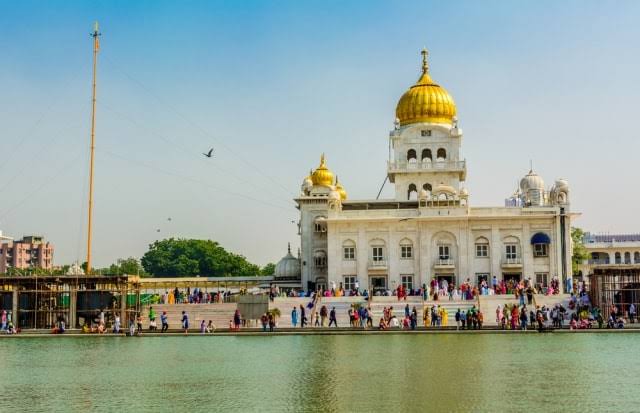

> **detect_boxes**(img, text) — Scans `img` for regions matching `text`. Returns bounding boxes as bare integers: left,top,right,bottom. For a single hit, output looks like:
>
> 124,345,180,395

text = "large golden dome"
311,154,334,187
395,49,457,126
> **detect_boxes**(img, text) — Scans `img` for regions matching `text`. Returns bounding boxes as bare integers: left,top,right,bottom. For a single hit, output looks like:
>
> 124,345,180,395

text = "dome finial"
320,153,326,167
421,47,429,74
287,242,291,254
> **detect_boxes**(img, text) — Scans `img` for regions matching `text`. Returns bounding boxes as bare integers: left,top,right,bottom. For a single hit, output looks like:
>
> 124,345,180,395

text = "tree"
141,238,261,277
260,263,276,276
571,227,589,275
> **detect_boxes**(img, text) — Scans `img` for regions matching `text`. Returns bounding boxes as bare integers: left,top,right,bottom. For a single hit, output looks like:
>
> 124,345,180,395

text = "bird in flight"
203,148,214,158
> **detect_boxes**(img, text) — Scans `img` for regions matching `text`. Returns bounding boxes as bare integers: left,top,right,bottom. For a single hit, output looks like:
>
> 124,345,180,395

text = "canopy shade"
531,232,551,244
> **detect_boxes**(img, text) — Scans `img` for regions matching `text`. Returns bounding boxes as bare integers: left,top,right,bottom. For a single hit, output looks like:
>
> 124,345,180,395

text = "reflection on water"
0,334,636,412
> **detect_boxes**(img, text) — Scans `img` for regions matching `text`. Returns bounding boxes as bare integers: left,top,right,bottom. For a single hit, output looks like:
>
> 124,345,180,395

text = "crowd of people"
158,287,234,304
268,276,566,305
1,310,17,334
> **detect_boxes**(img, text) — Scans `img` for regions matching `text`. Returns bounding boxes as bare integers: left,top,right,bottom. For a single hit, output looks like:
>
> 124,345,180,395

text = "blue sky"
1,1,639,267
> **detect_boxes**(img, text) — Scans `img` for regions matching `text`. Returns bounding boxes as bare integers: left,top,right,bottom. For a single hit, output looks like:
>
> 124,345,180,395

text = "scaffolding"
589,267,640,316
0,275,140,329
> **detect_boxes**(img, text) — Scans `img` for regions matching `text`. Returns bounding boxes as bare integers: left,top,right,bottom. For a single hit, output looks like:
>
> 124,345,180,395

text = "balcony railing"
588,259,611,265
435,258,455,266
388,160,466,171
502,257,523,266
368,259,387,269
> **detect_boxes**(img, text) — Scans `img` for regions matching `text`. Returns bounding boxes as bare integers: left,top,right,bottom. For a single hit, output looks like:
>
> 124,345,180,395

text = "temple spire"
421,48,429,74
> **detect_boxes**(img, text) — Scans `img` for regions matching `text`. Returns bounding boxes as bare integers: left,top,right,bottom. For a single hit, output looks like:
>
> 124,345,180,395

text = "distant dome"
555,178,569,191
301,172,313,193
275,244,301,279
335,176,347,200
520,170,544,192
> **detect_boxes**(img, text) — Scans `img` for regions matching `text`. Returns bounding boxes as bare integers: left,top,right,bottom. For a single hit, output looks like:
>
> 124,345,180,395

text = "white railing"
502,257,522,265
388,160,466,171
368,259,388,268
435,258,455,266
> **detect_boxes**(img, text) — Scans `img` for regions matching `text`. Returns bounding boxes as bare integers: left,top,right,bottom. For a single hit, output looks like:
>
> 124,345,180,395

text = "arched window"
475,237,490,258
436,148,446,160
423,183,432,192
407,149,417,162
314,250,327,268
615,252,622,264
370,239,386,264
421,149,432,161
625,252,631,264
342,240,356,260
407,183,417,200
635,252,640,264
503,236,520,261
400,238,413,259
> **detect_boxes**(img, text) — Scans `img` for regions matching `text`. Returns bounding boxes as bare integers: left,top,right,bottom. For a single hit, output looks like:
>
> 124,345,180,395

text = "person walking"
629,303,636,324
136,313,143,335
320,305,328,327
200,319,207,334
181,310,189,334
113,315,121,334
268,312,275,332
291,306,298,328
128,317,136,336
328,307,337,327
161,311,169,333
233,309,242,331
1,310,6,331
300,305,307,328
455,309,461,330
148,306,156,325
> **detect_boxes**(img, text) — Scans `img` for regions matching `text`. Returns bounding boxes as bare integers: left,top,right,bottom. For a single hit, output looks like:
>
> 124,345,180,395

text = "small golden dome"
335,176,347,200
311,154,334,187
396,48,457,126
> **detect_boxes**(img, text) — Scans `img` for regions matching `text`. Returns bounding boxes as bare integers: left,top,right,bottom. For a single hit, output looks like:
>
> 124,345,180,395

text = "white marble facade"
294,50,574,293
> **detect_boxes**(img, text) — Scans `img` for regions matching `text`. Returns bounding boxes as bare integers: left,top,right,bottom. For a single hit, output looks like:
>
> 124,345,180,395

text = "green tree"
141,238,261,277
571,227,589,275
260,263,276,276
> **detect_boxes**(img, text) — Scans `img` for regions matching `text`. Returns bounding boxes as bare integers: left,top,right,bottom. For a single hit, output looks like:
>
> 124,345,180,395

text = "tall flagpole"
86,22,100,275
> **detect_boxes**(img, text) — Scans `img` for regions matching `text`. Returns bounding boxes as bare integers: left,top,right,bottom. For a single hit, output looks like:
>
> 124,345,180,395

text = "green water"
0,334,636,412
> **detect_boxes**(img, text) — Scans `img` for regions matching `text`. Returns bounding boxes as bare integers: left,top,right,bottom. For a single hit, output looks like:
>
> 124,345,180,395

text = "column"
12,290,18,326
69,289,77,329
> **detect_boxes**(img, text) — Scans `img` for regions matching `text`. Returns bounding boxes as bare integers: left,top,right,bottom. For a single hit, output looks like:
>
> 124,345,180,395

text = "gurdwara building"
289,50,574,293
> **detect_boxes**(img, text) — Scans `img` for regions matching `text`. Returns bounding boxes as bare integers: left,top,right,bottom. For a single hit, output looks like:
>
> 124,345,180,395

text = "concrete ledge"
2,327,640,337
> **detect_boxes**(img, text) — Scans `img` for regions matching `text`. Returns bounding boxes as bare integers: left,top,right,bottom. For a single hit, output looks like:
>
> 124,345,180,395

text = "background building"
580,233,640,313
0,234,54,273
295,50,575,293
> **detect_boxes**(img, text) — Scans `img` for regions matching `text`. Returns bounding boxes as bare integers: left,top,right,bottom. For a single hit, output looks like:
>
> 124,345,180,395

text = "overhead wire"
97,99,295,209
0,117,88,195
101,54,297,200
0,149,86,221
99,148,294,214
0,60,89,175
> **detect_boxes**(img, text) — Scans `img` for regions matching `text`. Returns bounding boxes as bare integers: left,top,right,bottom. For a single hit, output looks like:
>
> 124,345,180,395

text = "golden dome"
311,154,334,187
395,48,457,126
335,176,347,200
